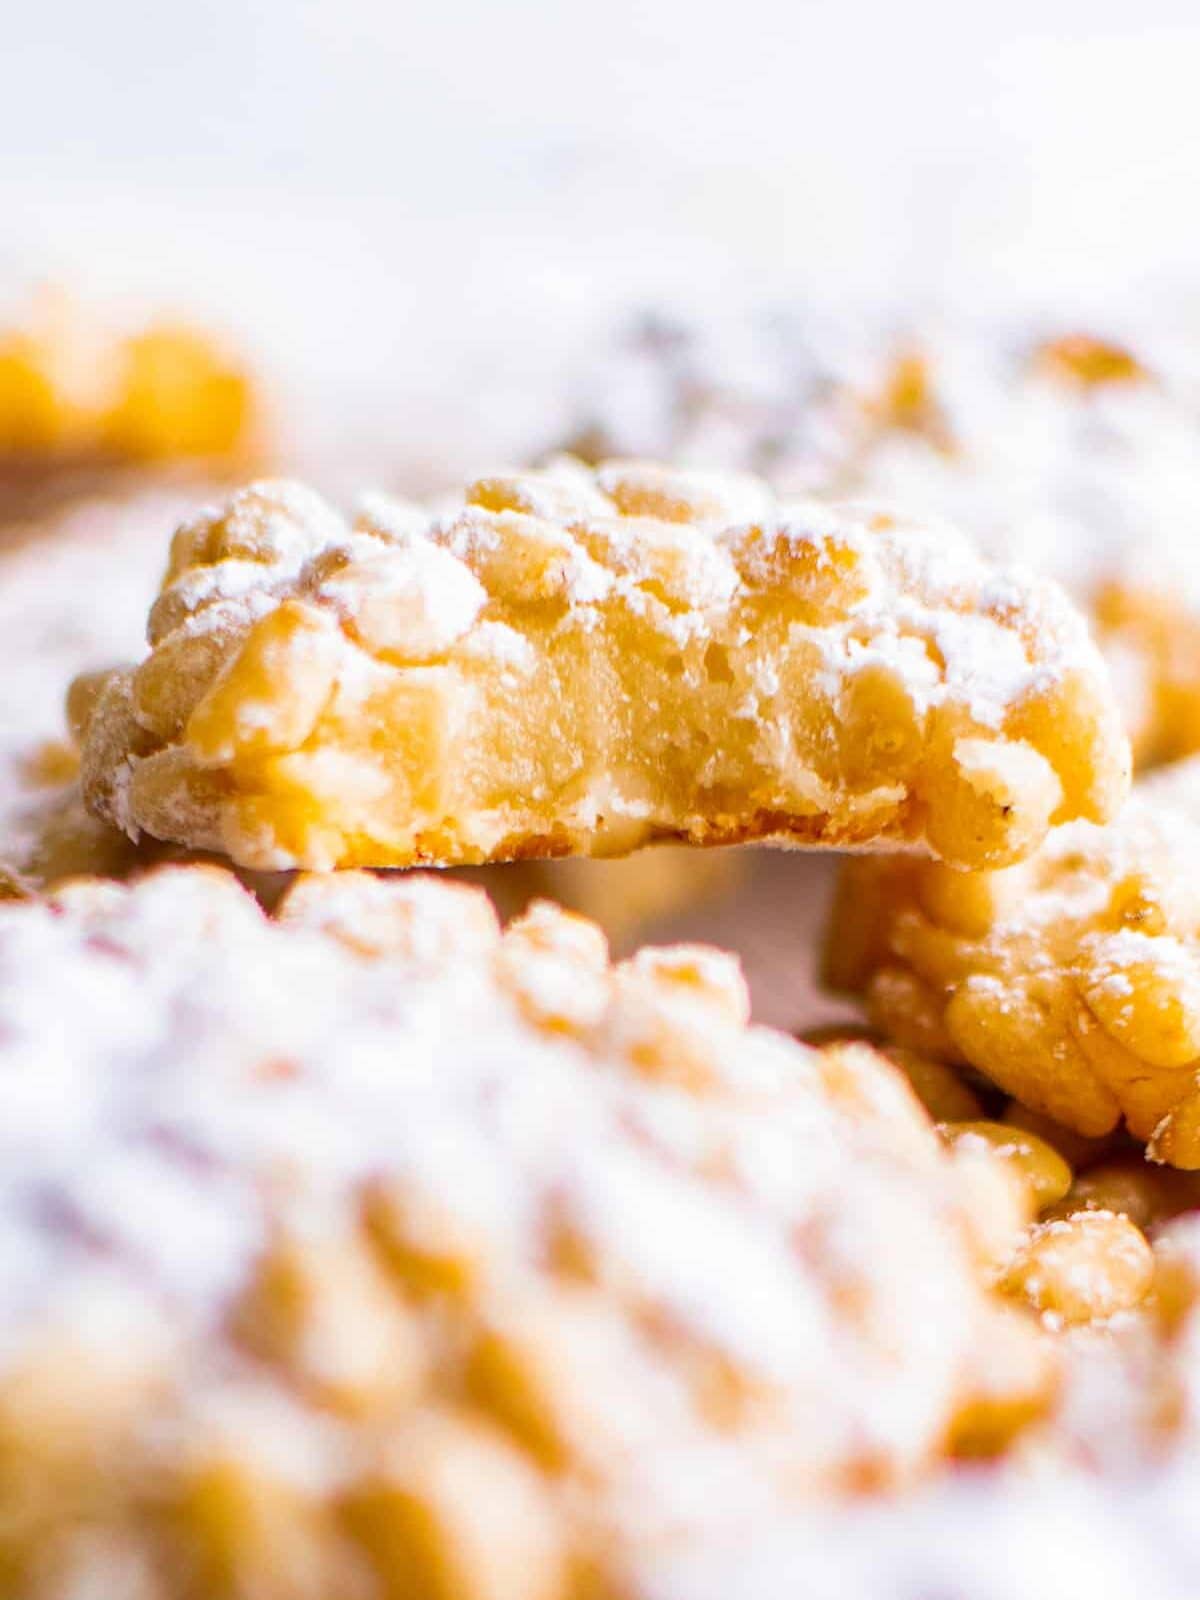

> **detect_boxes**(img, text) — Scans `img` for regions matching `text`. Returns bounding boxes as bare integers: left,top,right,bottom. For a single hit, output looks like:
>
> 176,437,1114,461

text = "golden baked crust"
0,866,1043,1595
825,756,1200,1166
73,462,1128,873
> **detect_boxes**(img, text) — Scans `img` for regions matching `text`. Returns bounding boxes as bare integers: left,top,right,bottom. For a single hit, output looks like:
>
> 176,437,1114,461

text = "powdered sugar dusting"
554,308,1200,763
0,866,1014,1563
77,463,1127,873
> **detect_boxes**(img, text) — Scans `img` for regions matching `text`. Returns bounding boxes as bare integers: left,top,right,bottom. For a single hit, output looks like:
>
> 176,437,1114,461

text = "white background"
4,0,1200,468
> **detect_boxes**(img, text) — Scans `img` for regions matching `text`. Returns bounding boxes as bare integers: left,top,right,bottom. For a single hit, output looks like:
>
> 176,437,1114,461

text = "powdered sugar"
77,464,1127,873
554,308,1200,763
0,866,1007,1546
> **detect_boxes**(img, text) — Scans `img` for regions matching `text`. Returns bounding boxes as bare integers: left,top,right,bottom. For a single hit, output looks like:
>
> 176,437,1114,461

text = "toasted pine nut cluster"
826,757,1200,1166
0,867,1055,1596
809,1033,1197,1337
73,461,1127,873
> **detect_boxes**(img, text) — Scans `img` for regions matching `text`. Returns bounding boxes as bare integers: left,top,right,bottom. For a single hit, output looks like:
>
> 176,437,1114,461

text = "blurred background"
6,0,1200,475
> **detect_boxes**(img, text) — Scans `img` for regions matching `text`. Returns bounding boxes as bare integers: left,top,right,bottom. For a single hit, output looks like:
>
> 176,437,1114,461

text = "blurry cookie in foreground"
799,1034,1200,1479
0,288,264,526
0,867,1049,1596
74,461,1128,873
1001,1206,1200,1480
825,755,1200,1167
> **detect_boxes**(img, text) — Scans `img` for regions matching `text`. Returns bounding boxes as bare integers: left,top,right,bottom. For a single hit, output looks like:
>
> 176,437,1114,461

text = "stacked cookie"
8,309,1200,1598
